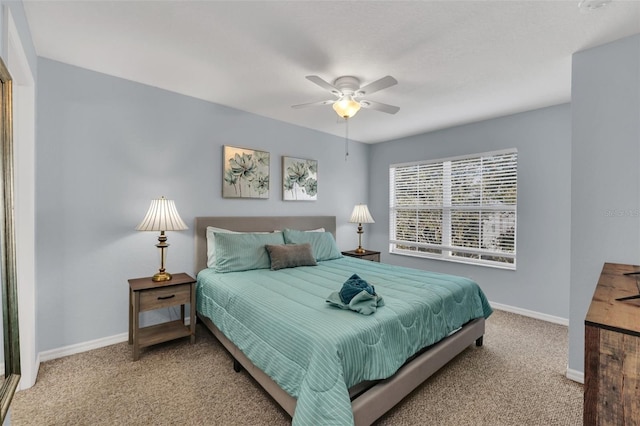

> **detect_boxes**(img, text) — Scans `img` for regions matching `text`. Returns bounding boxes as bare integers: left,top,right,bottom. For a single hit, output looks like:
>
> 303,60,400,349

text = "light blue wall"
27,14,640,376
569,34,640,374
368,104,572,319
36,58,370,351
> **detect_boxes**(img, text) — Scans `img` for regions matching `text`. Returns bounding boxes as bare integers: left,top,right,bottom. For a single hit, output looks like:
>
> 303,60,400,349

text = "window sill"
389,250,516,271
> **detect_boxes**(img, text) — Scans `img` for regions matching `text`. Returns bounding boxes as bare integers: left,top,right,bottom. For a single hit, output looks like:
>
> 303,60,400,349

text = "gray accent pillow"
265,243,318,270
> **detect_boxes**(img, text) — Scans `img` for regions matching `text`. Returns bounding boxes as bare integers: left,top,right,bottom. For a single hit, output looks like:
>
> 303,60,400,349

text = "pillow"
273,227,325,233
206,227,280,268
282,229,342,261
214,232,285,273
206,227,238,268
306,227,325,232
265,243,317,270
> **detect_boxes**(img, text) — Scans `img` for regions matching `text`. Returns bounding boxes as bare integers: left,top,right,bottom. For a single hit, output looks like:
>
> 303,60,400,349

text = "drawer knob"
157,294,175,300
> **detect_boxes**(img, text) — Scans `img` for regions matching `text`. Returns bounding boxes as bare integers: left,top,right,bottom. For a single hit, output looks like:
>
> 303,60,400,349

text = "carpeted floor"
11,310,583,425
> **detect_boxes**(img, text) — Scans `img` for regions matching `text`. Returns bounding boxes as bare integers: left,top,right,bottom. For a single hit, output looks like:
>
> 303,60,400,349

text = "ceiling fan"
292,75,400,119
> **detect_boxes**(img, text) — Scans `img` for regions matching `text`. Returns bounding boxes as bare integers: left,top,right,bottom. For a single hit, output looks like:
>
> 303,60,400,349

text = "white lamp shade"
136,196,188,231
349,204,375,224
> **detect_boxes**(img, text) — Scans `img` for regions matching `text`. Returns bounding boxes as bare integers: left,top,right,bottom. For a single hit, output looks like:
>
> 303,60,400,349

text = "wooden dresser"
584,262,640,425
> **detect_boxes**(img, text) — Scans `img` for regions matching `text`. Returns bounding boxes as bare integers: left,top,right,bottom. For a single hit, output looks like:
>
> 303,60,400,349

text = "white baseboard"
566,367,584,384
39,332,129,363
39,317,192,363
37,306,565,365
18,354,41,391
489,301,569,326
490,302,584,384
36,307,573,384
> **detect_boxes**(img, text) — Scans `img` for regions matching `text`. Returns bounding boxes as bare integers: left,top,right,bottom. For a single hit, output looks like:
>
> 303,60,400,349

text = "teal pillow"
214,232,285,273
283,229,342,261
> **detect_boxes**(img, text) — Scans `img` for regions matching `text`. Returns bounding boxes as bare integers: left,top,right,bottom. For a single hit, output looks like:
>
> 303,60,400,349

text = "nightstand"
128,273,196,361
342,249,381,262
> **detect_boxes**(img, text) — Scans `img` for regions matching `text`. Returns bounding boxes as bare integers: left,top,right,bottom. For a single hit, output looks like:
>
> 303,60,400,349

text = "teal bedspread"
196,257,492,425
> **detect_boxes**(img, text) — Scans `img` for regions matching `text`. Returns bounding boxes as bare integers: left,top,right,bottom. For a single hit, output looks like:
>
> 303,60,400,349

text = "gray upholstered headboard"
194,216,336,273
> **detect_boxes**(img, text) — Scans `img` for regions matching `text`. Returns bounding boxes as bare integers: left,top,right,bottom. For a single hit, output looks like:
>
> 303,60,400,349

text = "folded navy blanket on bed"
339,273,376,304
326,274,385,315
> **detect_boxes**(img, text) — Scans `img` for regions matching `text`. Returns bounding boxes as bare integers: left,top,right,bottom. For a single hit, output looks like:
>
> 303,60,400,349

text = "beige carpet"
11,310,583,425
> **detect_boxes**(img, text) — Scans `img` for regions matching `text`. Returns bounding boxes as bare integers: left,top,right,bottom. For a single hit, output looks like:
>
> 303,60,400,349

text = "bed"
194,216,492,425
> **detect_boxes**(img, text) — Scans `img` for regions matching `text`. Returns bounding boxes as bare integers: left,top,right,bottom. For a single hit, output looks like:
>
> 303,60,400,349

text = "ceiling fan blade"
291,99,335,109
359,99,400,114
357,76,398,96
306,75,341,95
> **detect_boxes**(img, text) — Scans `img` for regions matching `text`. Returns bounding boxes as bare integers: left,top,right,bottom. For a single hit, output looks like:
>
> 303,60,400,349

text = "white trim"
5,6,38,391
490,301,569,326
390,249,516,271
39,306,563,363
390,147,518,168
566,367,584,384
389,150,518,270
39,318,191,363
490,303,583,384
39,333,129,363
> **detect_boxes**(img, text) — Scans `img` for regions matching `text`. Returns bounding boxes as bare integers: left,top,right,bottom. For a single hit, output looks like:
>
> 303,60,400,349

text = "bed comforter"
196,256,492,425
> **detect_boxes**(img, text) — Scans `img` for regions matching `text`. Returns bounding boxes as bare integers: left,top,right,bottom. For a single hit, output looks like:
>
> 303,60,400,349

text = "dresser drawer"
139,283,191,312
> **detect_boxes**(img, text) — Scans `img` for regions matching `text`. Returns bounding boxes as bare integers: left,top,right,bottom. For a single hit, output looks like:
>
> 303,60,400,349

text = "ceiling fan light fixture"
333,95,361,118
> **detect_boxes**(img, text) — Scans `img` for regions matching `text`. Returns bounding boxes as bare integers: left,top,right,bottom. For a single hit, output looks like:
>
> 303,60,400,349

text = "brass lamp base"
152,271,172,282
354,223,366,254
152,231,172,282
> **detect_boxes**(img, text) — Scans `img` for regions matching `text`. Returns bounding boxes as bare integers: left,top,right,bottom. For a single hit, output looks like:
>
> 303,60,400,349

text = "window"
389,149,517,269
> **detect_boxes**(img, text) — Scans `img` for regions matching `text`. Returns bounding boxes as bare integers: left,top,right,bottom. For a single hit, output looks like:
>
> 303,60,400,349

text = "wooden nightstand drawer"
139,283,191,312
359,253,380,262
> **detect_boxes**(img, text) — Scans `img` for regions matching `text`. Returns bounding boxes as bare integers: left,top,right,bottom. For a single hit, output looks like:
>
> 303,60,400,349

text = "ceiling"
22,0,640,143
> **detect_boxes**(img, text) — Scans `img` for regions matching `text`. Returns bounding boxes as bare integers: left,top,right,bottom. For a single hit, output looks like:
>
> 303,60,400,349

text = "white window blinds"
389,149,517,269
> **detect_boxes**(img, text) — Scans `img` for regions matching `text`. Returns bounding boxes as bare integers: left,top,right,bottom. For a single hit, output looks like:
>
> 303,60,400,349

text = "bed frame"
194,216,485,426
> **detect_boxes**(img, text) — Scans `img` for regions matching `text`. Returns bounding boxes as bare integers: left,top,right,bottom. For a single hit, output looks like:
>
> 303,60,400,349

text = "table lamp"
136,196,188,281
349,204,375,254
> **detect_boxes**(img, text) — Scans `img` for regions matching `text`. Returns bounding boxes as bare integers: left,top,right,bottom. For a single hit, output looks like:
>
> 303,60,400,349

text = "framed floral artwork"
282,156,318,201
222,145,270,199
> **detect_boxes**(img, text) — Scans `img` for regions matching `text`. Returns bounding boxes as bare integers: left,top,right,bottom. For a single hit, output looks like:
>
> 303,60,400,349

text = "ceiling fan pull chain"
345,117,350,161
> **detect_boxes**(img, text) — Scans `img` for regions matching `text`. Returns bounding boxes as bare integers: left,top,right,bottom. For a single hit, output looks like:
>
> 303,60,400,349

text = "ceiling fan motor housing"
333,76,361,95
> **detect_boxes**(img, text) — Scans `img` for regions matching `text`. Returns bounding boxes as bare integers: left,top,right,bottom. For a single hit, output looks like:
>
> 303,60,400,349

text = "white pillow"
206,226,282,268
273,228,325,233
206,227,238,268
